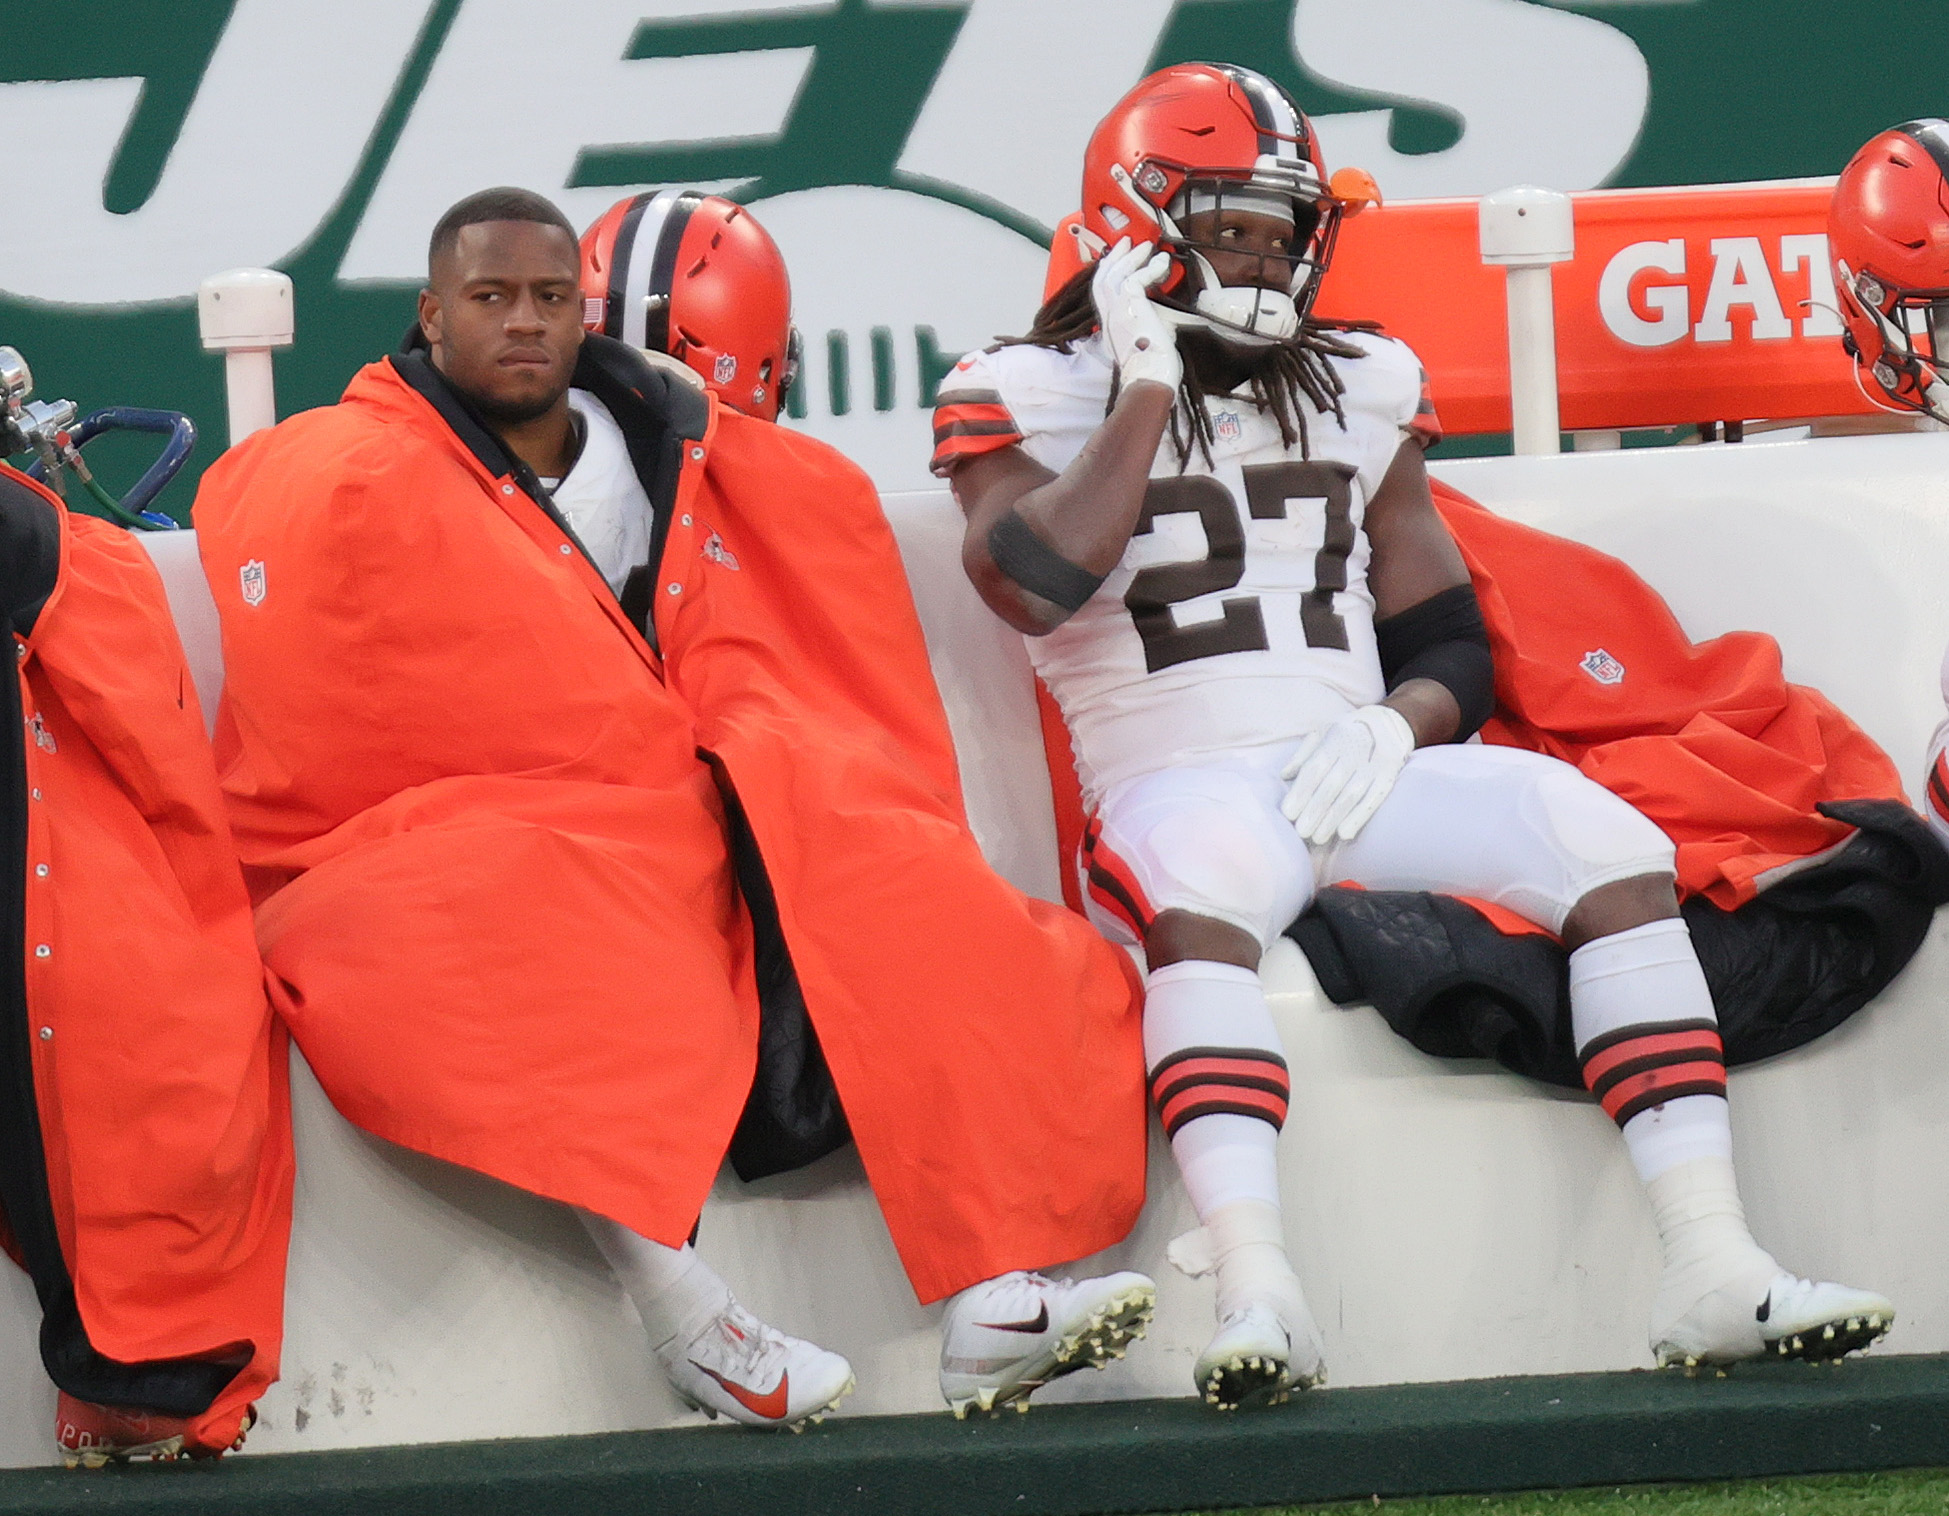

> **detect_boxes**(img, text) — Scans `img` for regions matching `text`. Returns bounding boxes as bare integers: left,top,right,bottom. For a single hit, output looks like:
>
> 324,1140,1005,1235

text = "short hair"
427,187,579,281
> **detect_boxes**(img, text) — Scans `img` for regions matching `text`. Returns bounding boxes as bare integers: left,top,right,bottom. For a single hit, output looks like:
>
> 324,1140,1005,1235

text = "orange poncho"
193,341,1143,1302
6,464,288,1446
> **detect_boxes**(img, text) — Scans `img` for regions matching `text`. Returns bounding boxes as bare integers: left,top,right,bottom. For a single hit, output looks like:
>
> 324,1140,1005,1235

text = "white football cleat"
939,1269,1155,1417
1195,1300,1326,1410
1654,1265,1894,1368
657,1298,855,1429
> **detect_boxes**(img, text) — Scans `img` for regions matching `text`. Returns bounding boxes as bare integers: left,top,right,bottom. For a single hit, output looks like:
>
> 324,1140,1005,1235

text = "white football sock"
1146,960,1305,1323
1617,1094,1734,1183
1144,959,1287,1217
1569,918,1731,1184
576,1209,729,1351
1171,1112,1282,1216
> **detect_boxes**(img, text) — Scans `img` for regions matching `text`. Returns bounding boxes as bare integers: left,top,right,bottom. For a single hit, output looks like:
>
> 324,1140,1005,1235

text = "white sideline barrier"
0,433,1942,1464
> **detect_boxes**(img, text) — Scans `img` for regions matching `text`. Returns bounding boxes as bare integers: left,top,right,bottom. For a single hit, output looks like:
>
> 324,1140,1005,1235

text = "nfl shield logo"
714,354,738,383
240,560,267,607
1215,411,1243,443
1580,648,1625,685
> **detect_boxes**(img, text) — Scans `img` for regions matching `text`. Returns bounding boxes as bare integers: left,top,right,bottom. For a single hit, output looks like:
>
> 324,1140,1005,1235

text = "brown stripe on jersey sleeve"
930,391,1024,476
1410,366,1443,447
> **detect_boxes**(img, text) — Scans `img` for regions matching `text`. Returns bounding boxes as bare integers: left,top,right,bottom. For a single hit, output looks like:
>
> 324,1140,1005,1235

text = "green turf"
1248,1468,1949,1514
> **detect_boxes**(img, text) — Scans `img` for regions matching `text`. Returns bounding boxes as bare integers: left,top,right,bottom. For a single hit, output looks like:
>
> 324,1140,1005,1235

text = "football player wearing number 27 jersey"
936,64,1892,1408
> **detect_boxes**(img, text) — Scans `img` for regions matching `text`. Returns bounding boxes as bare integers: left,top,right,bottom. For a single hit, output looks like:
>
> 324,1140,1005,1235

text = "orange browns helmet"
1079,63,1342,345
1830,119,1949,424
579,189,801,421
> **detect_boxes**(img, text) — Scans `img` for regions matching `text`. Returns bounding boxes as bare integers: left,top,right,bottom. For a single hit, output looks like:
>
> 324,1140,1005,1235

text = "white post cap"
198,268,295,352
1478,185,1574,267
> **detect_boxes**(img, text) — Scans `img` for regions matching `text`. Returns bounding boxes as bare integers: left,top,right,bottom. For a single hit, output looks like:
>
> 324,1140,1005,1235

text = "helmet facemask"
1107,160,1339,350
1838,258,1949,424
1178,179,1337,347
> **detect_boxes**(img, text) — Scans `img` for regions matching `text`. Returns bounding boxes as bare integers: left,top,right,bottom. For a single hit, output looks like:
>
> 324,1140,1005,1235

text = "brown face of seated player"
418,216,585,480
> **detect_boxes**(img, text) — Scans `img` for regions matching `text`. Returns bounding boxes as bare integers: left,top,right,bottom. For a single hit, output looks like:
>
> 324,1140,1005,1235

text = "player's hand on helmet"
1280,704,1417,846
1092,237,1182,394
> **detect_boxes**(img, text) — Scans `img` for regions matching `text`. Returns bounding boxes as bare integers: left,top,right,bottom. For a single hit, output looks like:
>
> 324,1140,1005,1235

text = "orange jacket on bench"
1432,480,1904,908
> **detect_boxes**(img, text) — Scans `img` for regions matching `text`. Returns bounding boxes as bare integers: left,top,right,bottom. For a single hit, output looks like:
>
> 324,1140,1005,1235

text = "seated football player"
935,63,1894,1408
1,462,290,1465
193,186,1154,1430
1827,119,1949,843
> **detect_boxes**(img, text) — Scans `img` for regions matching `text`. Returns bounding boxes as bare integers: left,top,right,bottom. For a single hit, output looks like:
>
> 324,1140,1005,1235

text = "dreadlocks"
999,263,1375,470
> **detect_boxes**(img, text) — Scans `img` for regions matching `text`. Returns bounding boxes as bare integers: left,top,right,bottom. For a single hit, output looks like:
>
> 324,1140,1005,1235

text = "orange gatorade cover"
1431,480,1905,908
193,339,1143,1302
5,464,289,1446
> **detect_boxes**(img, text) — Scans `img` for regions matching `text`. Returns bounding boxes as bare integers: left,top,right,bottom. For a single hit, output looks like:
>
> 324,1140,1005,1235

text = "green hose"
80,468,154,530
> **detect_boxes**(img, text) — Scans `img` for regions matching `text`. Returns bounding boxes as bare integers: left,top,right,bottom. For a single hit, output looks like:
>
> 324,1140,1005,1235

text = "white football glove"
1280,704,1417,847
1091,237,1182,394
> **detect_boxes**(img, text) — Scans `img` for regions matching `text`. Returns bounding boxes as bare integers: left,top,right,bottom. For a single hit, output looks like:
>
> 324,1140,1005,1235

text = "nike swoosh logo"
973,1304,1049,1334
696,1364,790,1420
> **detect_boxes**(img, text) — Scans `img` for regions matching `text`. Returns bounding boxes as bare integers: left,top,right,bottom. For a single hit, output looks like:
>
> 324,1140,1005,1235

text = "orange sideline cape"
1431,480,1904,908
8,464,289,1445
192,351,1144,1303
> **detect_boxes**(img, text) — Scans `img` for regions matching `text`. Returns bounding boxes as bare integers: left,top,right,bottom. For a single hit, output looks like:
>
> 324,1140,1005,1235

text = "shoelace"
976,1271,1057,1322
689,1302,789,1384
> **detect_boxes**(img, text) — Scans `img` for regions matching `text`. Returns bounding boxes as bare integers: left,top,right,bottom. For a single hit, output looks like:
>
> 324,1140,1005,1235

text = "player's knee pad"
1086,767,1312,948
1522,760,1676,901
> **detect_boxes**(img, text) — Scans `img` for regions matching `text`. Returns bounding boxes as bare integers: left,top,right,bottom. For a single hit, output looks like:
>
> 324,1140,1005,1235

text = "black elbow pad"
1375,582,1495,741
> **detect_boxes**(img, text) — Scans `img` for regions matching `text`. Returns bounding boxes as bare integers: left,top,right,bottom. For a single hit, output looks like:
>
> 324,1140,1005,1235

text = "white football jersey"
551,389,654,596
945,329,1435,801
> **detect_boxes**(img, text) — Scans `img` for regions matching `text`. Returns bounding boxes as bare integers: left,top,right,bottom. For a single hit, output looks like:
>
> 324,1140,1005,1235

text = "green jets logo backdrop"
0,0,1930,503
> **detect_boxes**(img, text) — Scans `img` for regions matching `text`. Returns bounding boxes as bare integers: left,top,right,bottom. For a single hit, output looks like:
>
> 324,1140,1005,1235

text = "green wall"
2,0,1936,514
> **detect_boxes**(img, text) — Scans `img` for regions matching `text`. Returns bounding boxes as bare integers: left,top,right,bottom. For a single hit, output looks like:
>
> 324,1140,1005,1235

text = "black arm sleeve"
0,471,59,638
1375,582,1495,742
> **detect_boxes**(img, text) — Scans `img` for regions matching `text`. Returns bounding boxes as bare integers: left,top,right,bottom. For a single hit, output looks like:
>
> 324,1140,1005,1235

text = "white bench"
0,431,1944,1464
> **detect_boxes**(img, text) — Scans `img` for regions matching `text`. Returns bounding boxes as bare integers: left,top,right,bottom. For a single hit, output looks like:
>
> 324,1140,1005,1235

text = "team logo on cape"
1580,648,1625,685
240,559,267,607
701,531,740,570
1215,411,1243,443
26,712,54,754
714,354,738,384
